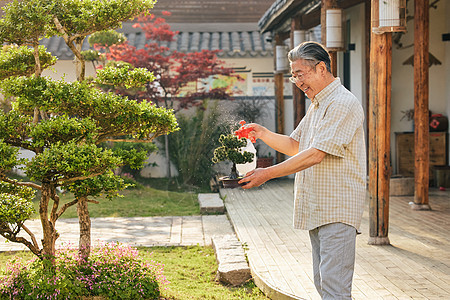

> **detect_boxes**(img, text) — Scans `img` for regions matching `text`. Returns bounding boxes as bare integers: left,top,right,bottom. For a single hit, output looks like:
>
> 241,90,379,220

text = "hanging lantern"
293,30,307,48
276,45,288,73
325,9,344,50
372,0,406,34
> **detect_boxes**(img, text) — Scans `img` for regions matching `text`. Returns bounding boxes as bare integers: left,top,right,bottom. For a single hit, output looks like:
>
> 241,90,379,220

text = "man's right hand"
244,123,267,142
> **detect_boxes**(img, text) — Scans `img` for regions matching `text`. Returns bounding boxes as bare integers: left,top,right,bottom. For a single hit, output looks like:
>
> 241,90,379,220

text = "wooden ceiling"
151,0,274,23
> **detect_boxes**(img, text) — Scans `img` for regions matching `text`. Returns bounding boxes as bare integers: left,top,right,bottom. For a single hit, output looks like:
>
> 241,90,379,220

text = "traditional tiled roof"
258,0,321,33
40,22,273,60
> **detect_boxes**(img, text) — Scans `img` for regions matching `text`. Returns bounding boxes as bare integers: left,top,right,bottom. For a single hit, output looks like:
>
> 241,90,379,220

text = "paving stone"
198,193,225,214
212,234,251,286
0,216,234,251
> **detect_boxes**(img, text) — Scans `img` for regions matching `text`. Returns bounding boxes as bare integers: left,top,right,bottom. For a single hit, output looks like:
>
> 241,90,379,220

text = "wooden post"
290,17,306,127
321,0,338,76
368,7,391,245
365,0,371,132
412,0,431,210
274,34,285,164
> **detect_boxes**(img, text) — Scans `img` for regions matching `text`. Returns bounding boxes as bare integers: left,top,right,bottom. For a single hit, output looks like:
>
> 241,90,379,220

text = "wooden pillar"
290,17,306,127
412,0,431,210
321,0,338,76
365,0,371,136
274,34,285,164
368,27,391,245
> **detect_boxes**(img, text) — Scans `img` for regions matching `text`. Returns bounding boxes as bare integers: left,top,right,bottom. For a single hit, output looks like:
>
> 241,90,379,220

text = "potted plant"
212,134,255,188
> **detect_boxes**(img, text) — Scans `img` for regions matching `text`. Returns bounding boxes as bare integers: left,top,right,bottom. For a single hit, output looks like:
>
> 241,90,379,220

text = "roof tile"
41,27,273,60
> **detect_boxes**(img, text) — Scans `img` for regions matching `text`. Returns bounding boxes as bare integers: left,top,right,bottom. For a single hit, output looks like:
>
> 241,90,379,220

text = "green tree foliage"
0,45,57,80
0,0,177,264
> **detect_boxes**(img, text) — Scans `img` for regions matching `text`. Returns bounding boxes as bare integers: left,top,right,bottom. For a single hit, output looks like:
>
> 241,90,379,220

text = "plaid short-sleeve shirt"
290,78,366,231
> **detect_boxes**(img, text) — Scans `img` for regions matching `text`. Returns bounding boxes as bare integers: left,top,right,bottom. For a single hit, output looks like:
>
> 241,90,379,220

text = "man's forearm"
259,130,299,157
265,147,326,178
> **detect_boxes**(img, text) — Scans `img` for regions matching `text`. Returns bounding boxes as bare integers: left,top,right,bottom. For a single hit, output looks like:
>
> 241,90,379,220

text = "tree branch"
0,175,42,190
87,199,99,204
50,186,59,223
21,224,39,250
59,172,104,184
52,17,83,62
33,107,39,124
101,138,157,143
56,199,78,219
0,226,42,258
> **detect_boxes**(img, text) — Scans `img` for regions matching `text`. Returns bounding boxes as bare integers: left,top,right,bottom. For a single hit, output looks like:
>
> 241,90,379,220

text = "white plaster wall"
340,3,366,109
41,59,97,80
391,0,448,173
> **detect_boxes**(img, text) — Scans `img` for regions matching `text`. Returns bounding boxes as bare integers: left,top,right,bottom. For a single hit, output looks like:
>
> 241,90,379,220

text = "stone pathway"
0,215,234,252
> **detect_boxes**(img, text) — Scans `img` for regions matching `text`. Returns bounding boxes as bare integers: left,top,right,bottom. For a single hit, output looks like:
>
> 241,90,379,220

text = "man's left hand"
239,168,272,189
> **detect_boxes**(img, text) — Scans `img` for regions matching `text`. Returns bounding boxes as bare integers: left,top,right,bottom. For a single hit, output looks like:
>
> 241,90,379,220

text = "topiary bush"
0,242,167,300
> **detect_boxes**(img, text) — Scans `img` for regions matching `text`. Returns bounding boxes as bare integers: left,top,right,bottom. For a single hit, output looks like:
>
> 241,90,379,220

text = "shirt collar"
311,77,341,108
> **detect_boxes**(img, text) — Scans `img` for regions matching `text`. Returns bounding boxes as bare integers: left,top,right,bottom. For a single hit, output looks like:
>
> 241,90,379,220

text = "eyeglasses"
289,61,321,84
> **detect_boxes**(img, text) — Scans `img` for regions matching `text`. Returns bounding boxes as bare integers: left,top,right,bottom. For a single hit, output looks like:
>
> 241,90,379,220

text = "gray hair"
288,41,331,73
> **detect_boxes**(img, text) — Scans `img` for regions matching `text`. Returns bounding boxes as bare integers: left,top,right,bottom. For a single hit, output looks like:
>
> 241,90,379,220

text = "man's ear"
318,61,327,75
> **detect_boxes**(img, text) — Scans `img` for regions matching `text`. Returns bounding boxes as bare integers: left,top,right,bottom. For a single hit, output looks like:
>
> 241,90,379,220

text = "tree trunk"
39,183,59,266
33,44,42,77
77,196,91,261
229,163,238,179
75,39,86,82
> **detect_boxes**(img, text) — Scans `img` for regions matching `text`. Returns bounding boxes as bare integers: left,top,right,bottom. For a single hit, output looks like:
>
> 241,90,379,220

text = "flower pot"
257,157,274,168
219,176,243,188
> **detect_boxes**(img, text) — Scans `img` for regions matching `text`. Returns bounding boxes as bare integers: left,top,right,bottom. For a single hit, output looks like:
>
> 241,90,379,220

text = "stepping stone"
212,234,251,286
198,193,225,214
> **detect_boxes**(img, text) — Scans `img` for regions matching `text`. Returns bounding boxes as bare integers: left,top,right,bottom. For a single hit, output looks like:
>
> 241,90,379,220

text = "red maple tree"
104,12,237,111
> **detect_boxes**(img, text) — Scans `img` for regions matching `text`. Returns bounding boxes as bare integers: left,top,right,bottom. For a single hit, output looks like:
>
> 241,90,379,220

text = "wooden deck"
221,179,450,299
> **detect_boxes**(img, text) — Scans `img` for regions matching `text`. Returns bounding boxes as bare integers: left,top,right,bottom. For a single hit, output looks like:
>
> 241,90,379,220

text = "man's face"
290,59,323,99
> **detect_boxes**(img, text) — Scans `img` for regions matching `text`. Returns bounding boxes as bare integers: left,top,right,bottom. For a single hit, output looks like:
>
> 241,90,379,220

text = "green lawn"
0,246,268,300
31,186,200,219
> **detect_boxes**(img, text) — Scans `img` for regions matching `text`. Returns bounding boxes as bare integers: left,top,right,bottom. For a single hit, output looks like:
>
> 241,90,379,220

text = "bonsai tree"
0,0,178,264
212,134,254,180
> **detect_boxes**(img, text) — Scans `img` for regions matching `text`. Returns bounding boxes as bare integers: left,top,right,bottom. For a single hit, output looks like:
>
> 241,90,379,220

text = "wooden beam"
290,17,306,127
275,34,285,164
300,8,321,29
413,0,431,210
368,1,391,245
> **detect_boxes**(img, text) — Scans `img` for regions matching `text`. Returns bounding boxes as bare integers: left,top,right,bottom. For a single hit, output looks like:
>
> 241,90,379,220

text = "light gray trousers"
309,222,357,300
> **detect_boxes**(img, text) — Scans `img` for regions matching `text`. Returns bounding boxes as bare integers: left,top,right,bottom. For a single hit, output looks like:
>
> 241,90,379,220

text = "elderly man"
239,41,366,299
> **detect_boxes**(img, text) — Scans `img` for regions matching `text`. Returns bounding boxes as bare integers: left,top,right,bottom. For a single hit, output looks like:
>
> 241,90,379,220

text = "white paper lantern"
372,0,406,34
293,30,307,48
276,45,288,72
326,9,343,50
